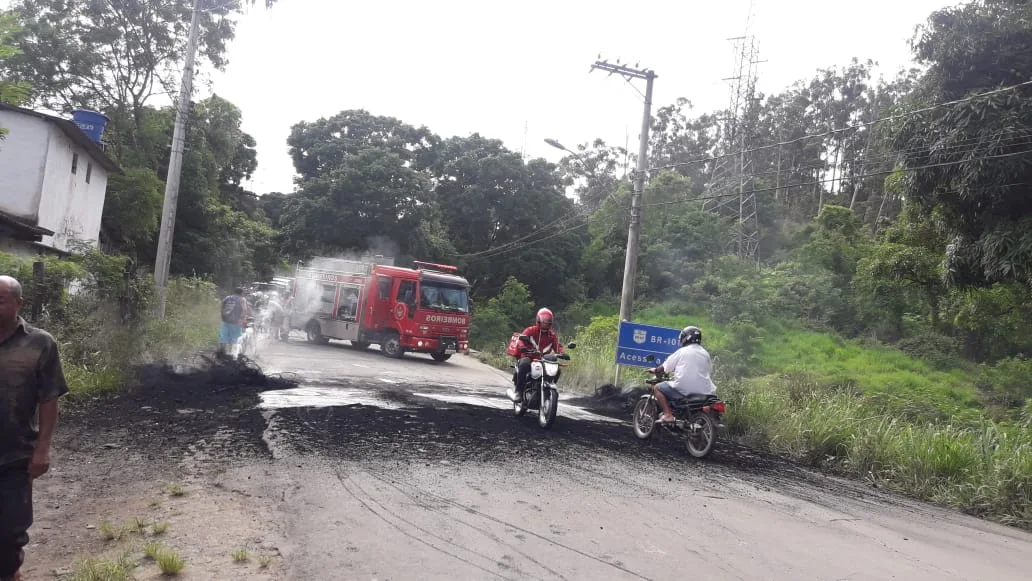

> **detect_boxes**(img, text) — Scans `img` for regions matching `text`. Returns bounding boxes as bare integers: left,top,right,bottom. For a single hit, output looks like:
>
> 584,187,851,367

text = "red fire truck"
287,256,471,361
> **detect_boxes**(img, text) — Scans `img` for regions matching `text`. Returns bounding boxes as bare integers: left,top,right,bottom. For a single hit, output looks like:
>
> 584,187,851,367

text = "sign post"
615,321,682,369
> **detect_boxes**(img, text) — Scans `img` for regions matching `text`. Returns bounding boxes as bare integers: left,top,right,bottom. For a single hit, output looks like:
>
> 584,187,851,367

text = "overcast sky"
200,0,956,194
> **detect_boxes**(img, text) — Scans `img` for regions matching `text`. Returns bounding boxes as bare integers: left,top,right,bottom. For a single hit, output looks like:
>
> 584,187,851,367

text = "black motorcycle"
630,356,726,458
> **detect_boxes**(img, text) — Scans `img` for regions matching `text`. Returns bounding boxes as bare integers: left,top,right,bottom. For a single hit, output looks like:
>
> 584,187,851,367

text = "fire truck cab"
288,256,471,361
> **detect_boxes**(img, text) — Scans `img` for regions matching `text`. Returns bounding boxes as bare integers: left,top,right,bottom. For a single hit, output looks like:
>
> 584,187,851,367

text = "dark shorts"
657,382,688,402
0,460,32,578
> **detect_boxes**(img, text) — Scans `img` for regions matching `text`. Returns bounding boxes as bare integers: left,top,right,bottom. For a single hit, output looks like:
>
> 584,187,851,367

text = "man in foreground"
0,275,68,581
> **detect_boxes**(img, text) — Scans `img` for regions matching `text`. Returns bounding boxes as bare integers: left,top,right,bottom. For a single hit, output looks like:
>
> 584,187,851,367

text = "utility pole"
591,59,655,385
154,0,201,318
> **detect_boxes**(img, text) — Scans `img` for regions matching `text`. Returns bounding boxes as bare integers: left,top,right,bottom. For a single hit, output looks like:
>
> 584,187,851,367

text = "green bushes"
470,276,534,352
549,301,1031,527
977,356,1032,408
1,250,219,396
561,314,619,391
896,331,961,369
725,376,1032,528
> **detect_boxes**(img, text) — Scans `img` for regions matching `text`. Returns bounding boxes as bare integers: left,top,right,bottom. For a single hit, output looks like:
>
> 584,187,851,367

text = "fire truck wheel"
306,321,329,345
382,334,405,359
431,353,452,362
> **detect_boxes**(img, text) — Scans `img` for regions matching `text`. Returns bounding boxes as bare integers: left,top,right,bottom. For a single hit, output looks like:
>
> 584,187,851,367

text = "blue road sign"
616,321,682,368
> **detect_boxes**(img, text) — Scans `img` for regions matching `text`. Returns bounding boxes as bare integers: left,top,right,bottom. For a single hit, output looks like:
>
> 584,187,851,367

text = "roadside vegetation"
541,308,1032,529
462,5,1032,528
2,0,1030,531
0,249,219,397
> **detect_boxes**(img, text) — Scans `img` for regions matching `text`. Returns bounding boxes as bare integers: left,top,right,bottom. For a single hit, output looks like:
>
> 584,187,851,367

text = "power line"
688,128,1032,187
643,147,1032,208
457,220,591,261
456,137,1032,259
648,79,1032,174
452,207,590,258
468,124,1032,259
462,82,1032,262
463,125,1032,259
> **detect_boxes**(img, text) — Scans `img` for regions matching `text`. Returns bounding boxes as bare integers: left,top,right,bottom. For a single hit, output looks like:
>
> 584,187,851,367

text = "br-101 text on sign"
615,321,681,369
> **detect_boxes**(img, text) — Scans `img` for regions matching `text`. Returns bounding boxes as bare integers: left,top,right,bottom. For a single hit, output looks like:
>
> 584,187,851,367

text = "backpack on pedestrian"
222,295,244,324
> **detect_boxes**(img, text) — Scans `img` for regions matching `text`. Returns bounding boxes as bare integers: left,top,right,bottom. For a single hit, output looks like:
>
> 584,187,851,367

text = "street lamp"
544,138,577,155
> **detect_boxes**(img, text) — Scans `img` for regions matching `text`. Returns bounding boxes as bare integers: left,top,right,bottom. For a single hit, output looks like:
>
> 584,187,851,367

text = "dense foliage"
5,1,1030,379
2,0,1028,373
1,0,1030,528
3,1,281,286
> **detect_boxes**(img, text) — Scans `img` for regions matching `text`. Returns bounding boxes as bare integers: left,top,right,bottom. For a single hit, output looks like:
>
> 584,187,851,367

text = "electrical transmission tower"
704,5,763,262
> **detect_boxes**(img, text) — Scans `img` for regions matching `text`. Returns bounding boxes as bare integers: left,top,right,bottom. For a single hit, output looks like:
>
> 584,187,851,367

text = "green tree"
258,192,290,230
8,0,279,122
280,110,441,260
470,276,534,349
0,11,31,140
430,134,586,307
103,167,165,251
160,96,274,286
890,0,1032,288
558,138,627,208
953,283,1032,361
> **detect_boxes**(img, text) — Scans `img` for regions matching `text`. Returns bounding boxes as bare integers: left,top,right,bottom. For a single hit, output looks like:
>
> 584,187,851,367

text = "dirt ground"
21,355,295,581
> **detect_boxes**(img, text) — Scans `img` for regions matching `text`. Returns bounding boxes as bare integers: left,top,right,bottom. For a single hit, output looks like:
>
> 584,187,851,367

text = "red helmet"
536,308,554,329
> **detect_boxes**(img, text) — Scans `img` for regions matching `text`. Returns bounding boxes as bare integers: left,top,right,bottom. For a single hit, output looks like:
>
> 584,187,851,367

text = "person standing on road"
218,287,249,359
0,275,69,581
648,325,716,424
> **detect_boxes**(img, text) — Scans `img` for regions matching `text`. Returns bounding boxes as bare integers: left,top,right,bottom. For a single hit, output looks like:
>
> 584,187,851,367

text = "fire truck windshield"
419,284,470,313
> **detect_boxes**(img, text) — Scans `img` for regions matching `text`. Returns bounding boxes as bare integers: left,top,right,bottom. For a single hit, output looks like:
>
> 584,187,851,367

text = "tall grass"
2,249,221,397
557,307,1031,528
562,306,982,416
724,376,1032,528
62,277,219,397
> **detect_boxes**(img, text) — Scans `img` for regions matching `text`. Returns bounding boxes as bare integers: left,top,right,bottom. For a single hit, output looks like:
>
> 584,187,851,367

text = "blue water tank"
71,109,109,144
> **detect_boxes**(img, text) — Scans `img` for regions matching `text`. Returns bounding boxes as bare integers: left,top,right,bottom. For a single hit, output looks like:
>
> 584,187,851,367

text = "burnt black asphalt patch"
262,380,907,516
59,352,904,519
62,353,299,462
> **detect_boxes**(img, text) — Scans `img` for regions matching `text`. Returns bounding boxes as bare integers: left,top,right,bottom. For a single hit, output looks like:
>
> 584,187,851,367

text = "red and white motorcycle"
505,334,575,429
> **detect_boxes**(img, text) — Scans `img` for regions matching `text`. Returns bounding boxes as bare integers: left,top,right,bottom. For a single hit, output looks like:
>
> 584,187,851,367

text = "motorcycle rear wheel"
632,396,658,439
685,412,716,458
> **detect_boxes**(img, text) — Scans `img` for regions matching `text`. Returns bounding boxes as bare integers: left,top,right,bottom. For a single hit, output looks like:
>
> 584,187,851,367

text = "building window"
86,163,93,184
71,153,79,174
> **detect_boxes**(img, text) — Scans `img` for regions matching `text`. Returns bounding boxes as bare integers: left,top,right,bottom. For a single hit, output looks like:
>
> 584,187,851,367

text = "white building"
0,103,120,257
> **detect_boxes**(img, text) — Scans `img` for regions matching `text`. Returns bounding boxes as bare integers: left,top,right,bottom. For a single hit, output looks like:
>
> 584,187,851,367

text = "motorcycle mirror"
567,342,577,349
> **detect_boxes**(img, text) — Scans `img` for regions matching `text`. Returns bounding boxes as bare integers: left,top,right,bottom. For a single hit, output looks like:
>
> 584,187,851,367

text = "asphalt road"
245,337,1031,581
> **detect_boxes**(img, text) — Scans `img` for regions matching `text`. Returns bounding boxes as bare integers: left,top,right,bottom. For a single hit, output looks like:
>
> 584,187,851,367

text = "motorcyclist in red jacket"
507,308,564,402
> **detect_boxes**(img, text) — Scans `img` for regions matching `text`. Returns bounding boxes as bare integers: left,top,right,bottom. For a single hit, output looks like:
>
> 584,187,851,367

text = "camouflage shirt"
0,317,68,467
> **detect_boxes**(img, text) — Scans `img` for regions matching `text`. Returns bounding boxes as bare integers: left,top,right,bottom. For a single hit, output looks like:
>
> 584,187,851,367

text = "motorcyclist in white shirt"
648,325,717,424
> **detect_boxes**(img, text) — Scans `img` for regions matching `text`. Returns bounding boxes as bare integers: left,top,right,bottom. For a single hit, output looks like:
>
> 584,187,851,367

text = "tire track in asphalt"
359,466,656,581
364,470,572,581
331,464,523,580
